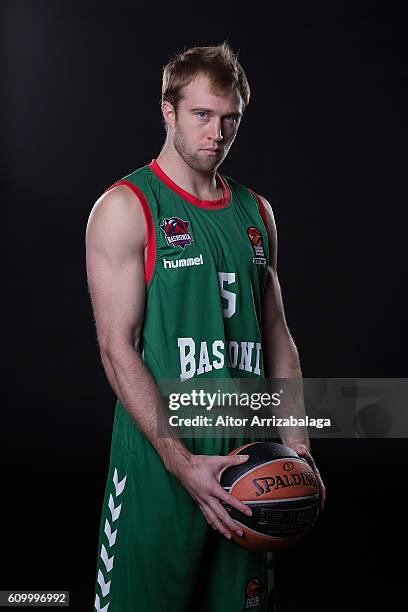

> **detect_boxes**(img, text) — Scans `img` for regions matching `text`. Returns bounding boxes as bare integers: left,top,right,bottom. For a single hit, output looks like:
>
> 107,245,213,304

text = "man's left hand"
290,443,326,511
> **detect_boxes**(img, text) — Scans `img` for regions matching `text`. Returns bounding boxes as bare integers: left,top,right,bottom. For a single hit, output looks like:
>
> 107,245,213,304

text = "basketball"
220,442,320,551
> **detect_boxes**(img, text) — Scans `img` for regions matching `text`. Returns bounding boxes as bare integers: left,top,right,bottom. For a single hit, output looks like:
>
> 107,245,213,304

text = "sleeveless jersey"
105,159,269,384
92,160,277,612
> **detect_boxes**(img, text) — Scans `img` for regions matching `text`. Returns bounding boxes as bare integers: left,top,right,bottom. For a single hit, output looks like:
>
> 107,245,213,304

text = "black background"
3,1,406,610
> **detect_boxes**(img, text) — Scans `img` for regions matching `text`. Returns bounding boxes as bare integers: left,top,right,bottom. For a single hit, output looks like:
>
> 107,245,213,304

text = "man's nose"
208,119,224,142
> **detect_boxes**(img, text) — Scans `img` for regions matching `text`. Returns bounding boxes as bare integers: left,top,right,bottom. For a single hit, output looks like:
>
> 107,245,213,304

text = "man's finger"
294,447,326,511
217,453,250,481
208,498,244,538
204,504,232,539
216,484,252,517
319,484,326,510
198,503,216,530
298,449,321,479
225,454,250,467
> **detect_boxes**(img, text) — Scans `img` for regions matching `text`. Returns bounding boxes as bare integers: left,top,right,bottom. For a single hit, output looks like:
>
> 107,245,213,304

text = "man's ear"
161,100,176,131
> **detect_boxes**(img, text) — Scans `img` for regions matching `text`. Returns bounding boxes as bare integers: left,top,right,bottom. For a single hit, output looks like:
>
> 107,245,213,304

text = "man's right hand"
172,453,252,540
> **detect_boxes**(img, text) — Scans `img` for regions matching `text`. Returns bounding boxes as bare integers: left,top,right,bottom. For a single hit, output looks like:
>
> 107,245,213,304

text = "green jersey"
93,160,276,612
106,158,269,383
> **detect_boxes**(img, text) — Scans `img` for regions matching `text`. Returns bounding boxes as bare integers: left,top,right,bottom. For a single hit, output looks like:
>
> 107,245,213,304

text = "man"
86,42,325,612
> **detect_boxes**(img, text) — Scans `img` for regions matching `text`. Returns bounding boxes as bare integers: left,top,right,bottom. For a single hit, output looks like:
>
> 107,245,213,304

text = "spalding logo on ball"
220,442,320,551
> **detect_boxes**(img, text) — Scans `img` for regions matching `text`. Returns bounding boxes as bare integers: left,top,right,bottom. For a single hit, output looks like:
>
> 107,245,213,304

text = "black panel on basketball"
223,495,320,537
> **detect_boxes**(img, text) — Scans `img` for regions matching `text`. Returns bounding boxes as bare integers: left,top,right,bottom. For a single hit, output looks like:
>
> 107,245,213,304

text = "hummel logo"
163,253,204,269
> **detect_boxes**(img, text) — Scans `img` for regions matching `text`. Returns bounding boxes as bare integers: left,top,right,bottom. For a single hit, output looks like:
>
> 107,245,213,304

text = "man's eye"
196,111,208,119
224,115,237,124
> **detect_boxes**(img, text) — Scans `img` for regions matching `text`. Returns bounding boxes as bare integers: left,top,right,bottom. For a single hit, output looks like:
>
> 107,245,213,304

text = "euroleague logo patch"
245,577,261,609
247,227,266,264
160,217,193,249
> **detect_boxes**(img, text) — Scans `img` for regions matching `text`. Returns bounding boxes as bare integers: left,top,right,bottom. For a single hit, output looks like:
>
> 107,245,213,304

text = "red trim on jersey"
248,188,268,230
148,159,230,209
102,180,156,286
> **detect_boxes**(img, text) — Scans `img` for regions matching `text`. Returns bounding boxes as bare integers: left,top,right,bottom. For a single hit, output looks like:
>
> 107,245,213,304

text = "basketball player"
86,43,325,612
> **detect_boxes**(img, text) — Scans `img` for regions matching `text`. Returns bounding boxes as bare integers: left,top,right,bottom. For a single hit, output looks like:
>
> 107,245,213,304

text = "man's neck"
155,148,223,201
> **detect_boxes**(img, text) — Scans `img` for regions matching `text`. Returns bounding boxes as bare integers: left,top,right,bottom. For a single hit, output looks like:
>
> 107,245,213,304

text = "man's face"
167,73,243,173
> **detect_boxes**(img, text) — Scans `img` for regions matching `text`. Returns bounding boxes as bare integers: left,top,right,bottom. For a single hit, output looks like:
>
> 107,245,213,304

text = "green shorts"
93,401,276,612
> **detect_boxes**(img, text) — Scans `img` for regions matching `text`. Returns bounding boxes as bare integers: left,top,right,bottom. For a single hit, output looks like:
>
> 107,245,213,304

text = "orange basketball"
220,442,319,551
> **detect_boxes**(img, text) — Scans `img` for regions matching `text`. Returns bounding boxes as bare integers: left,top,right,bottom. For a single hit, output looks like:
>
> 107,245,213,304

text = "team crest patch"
247,226,266,264
245,577,261,609
160,217,193,249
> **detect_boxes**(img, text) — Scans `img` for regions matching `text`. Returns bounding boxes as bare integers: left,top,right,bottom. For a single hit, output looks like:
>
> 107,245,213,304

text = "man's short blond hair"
161,42,251,114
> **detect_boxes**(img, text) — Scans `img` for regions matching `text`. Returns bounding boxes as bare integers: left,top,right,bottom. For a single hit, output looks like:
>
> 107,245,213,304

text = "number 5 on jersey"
218,272,236,318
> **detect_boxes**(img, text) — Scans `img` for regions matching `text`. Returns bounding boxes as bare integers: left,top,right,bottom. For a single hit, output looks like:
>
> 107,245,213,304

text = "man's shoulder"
96,162,154,209
86,183,146,254
120,162,152,183
91,163,152,224
105,162,151,192
220,171,262,203
219,172,251,191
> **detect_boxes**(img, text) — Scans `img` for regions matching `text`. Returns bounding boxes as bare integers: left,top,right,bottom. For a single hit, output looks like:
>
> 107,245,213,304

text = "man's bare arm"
85,185,252,536
259,195,308,441
259,196,302,380
85,185,189,470
259,194,325,508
